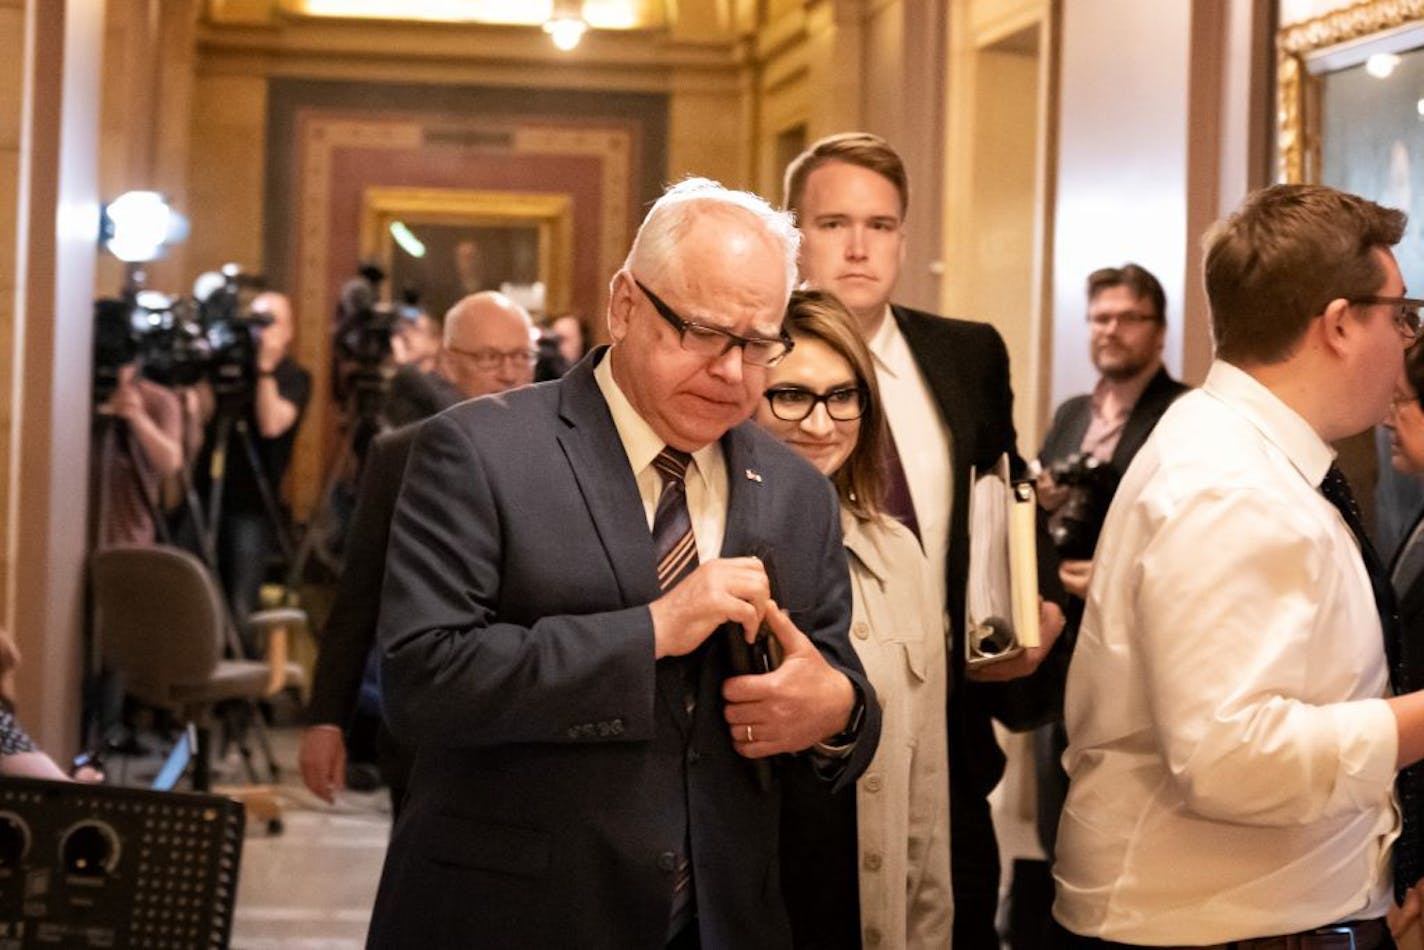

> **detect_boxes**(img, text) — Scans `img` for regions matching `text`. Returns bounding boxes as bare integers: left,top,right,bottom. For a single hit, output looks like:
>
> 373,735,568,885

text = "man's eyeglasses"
1349,295,1423,340
633,278,793,367
446,345,539,370
764,386,867,422
1087,311,1158,330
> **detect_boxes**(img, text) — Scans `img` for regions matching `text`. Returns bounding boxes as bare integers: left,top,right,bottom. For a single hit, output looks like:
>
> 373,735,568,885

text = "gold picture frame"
359,187,574,317
1277,0,1424,183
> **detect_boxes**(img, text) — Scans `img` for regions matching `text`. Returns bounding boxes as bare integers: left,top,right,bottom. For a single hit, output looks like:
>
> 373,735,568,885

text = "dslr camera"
1046,452,1120,561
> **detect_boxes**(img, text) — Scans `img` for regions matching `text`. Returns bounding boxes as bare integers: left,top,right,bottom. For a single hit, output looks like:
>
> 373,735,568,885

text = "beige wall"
1048,0,1271,413
0,0,25,626
8,0,104,757
943,0,1054,449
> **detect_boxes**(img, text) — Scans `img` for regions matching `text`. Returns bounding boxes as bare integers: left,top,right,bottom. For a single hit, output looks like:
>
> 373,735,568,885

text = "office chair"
89,544,307,811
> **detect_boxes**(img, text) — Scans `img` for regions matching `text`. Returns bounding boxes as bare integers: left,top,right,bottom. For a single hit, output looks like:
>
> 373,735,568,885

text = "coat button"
657,851,678,872
864,926,882,946
863,852,882,871
864,775,882,793
853,622,870,640
686,749,701,765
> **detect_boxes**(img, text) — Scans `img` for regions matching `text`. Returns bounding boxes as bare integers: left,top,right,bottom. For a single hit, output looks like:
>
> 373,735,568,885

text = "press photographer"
90,297,184,548
1037,264,1188,595
189,288,312,649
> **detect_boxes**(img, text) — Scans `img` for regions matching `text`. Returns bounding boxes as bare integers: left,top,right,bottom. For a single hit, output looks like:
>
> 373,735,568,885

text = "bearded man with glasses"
364,178,879,950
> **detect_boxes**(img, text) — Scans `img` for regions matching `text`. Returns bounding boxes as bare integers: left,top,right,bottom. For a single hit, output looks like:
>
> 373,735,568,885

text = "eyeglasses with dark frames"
632,278,794,367
1348,295,1423,341
764,385,867,422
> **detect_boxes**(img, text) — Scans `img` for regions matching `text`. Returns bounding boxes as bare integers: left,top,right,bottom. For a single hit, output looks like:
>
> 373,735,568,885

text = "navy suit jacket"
307,425,418,728
366,349,879,949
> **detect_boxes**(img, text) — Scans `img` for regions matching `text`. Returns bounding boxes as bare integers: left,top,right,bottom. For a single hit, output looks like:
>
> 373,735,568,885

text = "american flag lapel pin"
745,468,763,483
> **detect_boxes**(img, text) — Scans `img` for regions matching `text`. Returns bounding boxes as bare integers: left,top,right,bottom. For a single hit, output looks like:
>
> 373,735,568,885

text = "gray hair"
623,177,799,300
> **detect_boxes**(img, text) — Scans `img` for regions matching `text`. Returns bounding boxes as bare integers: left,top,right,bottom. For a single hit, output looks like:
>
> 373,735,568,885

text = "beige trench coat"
841,510,953,949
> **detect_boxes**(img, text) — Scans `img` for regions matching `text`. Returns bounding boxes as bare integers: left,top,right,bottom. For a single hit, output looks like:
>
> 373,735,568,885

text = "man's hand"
722,602,855,758
299,725,346,804
101,382,144,422
257,322,288,374
1059,559,1093,598
967,598,1066,683
1036,468,1069,512
1390,879,1424,939
649,557,769,659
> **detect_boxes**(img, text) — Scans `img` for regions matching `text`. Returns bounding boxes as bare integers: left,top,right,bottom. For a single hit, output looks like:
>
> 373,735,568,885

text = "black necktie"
1320,464,1422,901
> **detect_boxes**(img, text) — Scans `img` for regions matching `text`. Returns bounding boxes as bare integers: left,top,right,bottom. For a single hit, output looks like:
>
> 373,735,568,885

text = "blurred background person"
1385,340,1424,657
753,289,951,950
390,301,442,374
298,290,537,813
384,303,455,428
550,312,589,366
1,627,78,780
94,358,184,547
191,289,311,650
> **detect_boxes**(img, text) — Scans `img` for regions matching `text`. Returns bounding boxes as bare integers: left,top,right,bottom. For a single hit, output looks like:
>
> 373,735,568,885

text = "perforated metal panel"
0,777,244,949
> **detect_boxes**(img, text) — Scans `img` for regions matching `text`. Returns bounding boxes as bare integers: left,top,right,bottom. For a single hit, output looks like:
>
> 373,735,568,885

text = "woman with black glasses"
754,289,951,949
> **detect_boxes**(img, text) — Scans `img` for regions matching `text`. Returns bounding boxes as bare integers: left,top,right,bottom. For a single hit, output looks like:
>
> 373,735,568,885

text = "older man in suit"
785,131,1067,948
365,178,879,949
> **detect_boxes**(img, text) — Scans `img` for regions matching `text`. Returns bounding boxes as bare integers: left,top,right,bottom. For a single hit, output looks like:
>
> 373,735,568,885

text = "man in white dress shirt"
1054,184,1424,947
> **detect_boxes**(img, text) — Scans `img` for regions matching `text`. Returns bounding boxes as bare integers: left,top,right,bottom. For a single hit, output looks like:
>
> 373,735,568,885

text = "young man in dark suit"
784,132,1067,949
365,179,879,949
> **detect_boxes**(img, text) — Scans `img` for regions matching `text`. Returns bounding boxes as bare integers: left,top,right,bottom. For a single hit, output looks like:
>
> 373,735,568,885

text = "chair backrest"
90,545,227,688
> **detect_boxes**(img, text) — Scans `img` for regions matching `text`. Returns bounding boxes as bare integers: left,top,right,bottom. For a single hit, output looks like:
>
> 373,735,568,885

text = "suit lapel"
719,427,766,561
554,351,662,609
893,305,970,474
1112,367,1179,471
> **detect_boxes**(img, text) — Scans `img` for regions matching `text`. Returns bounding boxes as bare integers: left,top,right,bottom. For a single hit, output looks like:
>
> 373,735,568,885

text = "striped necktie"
653,448,698,589
1321,464,1422,900
651,446,697,936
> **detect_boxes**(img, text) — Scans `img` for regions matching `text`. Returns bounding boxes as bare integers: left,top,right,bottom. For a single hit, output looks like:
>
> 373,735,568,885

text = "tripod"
282,363,392,594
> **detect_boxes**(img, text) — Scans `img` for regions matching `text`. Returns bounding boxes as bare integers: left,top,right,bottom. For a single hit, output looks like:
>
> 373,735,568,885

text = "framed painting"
1278,0,1424,548
358,187,573,319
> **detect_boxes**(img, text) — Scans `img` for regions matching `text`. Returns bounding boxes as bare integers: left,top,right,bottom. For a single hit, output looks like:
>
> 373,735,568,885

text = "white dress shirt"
1054,360,1400,943
867,309,953,613
595,353,728,562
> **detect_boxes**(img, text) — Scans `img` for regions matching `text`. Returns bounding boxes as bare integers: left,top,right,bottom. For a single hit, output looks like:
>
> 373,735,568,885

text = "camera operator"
196,289,311,650
384,305,458,428
1010,264,1188,947
95,360,184,547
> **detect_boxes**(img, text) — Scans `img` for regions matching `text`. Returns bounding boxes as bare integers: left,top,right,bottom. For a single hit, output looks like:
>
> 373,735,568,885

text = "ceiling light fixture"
543,0,587,51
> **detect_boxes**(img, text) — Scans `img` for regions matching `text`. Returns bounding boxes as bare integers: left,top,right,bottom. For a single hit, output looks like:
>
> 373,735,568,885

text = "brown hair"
783,132,909,222
1087,263,1167,324
780,289,887,520
1203,184,1406,365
